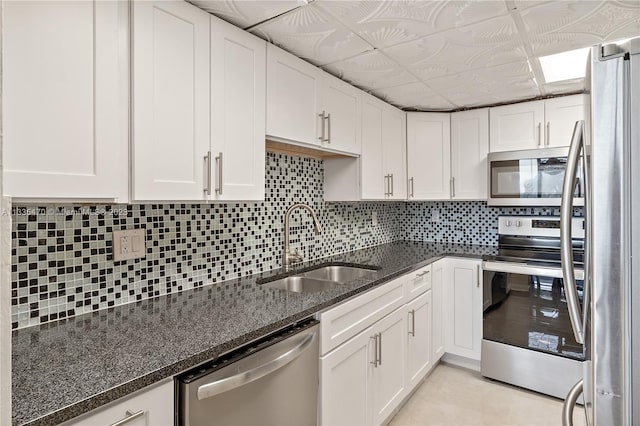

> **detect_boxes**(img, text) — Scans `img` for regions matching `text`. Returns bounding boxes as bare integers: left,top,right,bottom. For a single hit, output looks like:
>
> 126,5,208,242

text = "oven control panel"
498,216,585,238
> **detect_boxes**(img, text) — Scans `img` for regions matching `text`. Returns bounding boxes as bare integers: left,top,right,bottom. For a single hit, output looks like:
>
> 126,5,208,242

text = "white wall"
0,1,12,423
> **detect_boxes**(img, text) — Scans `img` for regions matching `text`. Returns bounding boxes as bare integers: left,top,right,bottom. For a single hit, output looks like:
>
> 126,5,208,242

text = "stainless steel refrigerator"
560,37,640,425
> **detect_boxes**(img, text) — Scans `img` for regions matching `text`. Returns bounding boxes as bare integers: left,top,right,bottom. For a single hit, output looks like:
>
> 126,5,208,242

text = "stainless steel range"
481,216,585,399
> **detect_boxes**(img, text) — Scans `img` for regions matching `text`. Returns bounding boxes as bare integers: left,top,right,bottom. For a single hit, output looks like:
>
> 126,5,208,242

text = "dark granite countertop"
12,241,497,425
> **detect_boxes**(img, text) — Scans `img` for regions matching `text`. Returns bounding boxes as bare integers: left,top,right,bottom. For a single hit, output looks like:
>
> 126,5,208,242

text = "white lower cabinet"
61,380,173,426
371,308,406,425
444,258,483,361
405,290,432,392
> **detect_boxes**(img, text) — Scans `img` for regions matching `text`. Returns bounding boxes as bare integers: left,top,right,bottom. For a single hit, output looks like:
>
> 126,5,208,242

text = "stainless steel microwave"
487,147,584,206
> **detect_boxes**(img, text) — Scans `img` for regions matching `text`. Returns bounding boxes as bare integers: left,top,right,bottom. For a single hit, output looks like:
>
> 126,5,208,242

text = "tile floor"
389,363,586,426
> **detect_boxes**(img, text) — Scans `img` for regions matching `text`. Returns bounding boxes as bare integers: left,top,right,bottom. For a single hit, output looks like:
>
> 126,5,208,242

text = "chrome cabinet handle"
326,113,331,144
476,264,480,287
538,122,542,146
197,331,315,400
416,270,429,278
451,176,455,198
390,174,394,196
215,152,223,195
560,120,585,344
377,332,382,366
562,380,583,426
318,111,326,142
110,410,145,426
370,335,378,366
546,122,550,146
204,151,212,195
450,177,454,197
408,310,416,337
409,177,414,198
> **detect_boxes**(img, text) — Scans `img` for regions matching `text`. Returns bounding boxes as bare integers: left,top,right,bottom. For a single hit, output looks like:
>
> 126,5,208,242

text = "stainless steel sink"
261,276,339,293
301,265,377,283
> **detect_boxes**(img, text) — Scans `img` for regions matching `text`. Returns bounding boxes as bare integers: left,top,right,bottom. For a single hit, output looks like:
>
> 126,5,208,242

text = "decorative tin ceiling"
190,0,640,110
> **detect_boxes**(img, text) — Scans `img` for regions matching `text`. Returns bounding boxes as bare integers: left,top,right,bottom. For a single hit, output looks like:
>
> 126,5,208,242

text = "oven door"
482,261,585,361
487,147,584,206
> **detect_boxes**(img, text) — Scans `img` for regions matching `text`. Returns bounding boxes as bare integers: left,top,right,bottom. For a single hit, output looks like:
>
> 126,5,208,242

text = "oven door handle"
561,120,585,344
483,261,584,280
196,331,315,400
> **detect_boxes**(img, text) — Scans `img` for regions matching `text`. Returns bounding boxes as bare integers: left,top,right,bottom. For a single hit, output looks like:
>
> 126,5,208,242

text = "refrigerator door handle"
561,120,585,344
562,379,584,426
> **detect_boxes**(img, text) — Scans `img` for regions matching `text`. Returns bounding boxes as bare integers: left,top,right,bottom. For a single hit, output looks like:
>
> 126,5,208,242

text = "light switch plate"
113,228,146,261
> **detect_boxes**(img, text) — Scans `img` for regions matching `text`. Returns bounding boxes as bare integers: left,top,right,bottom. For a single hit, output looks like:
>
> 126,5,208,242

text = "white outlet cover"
113,228,146,262
431,208,440,223
372,211,378,226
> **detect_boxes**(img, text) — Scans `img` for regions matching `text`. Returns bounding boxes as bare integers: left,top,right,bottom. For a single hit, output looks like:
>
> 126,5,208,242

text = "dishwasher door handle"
197,332,315,400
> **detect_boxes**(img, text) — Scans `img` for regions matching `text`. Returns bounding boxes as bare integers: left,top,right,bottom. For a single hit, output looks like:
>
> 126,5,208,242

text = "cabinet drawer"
404,265,431,302
61,380,173,426
319,276,406,355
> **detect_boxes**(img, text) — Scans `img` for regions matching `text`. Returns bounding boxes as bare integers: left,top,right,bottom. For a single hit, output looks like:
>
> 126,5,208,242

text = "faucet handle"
287,250,304,265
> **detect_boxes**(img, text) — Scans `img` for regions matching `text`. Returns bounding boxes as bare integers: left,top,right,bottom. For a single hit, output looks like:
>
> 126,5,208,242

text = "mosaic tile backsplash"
10,152,582,329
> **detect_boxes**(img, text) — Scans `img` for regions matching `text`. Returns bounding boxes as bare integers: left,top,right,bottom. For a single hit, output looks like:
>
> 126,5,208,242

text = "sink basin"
301,265,377,283
262,276,339,293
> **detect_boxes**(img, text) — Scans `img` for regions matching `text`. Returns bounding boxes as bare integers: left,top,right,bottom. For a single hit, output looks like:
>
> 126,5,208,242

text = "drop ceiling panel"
323,50,418,89
316,0,510,47
377,82,455,110
195,0,640,110
188,0,304,28
250,4,373,66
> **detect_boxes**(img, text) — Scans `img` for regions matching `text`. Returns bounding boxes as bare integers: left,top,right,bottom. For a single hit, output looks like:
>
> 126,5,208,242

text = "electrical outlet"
113,229,145,261
431,208,440,223
372,211,378,226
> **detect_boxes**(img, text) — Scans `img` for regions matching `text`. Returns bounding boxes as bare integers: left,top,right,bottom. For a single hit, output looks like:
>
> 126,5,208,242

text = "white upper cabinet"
450,109,489,200
266,44,321,146
382,105,407,200
132,0,210,201
210,16,266,201
3,1,128,200
489,100,545,152
489,95,585,152
320,76,361,154
406,113,451,200
544,95,586,148
360,96,386,200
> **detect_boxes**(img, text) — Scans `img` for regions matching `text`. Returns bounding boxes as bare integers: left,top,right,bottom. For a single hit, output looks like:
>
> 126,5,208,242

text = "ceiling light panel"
539,47,589,83
250,3,372,66
322,50,418,90
316,0,509,48
188,0,304,29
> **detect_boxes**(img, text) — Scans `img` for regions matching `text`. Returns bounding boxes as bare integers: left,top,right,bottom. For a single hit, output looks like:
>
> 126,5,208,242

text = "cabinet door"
406,291,432,391
266,44,321,146
360,96,385,200
321,76,361,154
62,380,173,426
451,109,489,200
382,106,407,200
210,16,266,201
3,1,127,200
544,95,586,148
431,259,446,362
406,113,451,200
371,307,406,426
445,258,482,361
320,327,373,426
132,0,210,201
489,100,544,152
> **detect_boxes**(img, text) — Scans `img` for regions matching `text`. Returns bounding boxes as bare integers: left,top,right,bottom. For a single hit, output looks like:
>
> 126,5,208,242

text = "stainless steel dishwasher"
177,319,319,426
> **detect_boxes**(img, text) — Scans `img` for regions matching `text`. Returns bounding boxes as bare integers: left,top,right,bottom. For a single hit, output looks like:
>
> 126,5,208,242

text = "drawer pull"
416,270,429,278
110,410,145,426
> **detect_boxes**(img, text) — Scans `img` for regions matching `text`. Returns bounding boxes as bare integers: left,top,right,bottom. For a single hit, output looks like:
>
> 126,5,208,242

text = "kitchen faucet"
283,203,323,271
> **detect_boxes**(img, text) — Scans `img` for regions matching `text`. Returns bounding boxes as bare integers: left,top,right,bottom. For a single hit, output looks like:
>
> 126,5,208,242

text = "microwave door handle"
561,120,585,345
